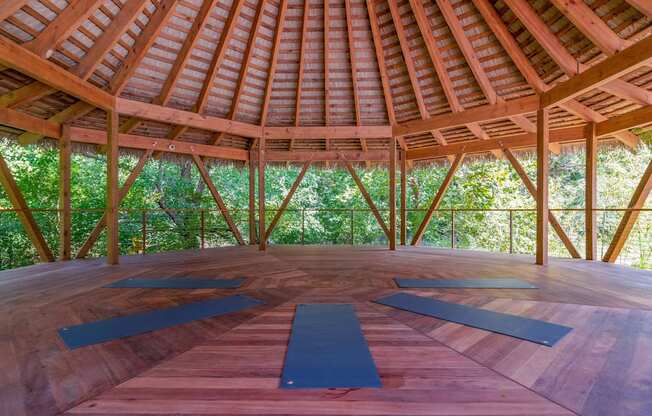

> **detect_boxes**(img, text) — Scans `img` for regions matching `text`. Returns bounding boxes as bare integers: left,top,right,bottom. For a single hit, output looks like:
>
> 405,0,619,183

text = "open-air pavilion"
0,0,651,415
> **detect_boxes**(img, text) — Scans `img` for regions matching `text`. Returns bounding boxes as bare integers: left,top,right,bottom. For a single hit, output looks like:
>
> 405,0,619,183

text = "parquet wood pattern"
1,245,651,415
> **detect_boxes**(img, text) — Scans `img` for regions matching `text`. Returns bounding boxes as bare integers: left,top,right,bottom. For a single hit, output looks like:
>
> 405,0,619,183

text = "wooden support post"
343,158,391,240
400,150,407,245
248,150,256,245
265,161,311,241
0,152,54,262
585,123,598,260
192,155,245,245
258,136,266,251
603,159,652,262
106,109,119,265
389,137,396,250
536,108,549,265
77,149,152,258
411,153,464,246
503,148,581,258
59,125,72,260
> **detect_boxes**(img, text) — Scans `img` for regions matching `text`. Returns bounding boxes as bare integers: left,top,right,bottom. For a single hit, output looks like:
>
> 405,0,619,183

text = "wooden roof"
0,0,650,160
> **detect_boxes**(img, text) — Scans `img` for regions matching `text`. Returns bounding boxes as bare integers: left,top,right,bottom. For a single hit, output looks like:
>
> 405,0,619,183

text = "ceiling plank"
25,0,104,58
109,0,179,95
260,0,289,125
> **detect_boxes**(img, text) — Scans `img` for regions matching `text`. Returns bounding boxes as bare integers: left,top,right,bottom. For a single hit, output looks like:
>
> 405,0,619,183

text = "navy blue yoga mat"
58,294,263,349
375,293,571,347
281,304,381,389
105,277,246,289
395,278,537,289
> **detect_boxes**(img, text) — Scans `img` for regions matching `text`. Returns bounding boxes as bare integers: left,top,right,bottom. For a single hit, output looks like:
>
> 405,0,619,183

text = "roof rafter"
502,0,650,109
290,0,311,151
109,0,179,95
471,0,639,149
260,0,289,125
344,0,366,152
25,0,104,58
212,0,268,147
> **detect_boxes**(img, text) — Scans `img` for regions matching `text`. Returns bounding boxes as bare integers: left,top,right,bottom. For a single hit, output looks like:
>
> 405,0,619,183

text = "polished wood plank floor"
1,245,651,415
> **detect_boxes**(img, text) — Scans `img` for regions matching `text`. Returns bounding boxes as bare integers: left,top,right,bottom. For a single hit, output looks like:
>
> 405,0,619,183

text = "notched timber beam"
602,160,652,262
263,125,392,140
265,161,311,241
502,148,581,259
0,36,114,110
411,153,464,246
192,155,245,245
343,158,391,240
541,36,652,108
266,150,390,162
115,98,262,138
393,96,540,137
76,149,154,258
0,151,54,262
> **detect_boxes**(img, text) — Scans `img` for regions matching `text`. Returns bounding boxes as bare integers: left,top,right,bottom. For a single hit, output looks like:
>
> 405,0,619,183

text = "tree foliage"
0,134,650,270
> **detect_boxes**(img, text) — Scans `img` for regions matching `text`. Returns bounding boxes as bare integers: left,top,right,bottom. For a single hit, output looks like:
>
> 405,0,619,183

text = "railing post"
141,209,147,255
350,209,354,245
301,208,305,245
450,209,455,249
200,209,205,249
509,210,513,254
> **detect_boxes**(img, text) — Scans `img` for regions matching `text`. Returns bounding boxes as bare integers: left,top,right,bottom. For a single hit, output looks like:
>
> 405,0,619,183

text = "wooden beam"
411,153,464,246
503,148,581,259
389,136,396,250
59,125,72,261
260,0,289,126
0,151,54,262
602,159,652,262
25,0,103,58
400,150,407,246
265,161,310,241
192,155,244,245
536,108,549,265
76,150,153,259
0,82,56,109
585,123,597,260
343,158,391,240
195,0,246,114
109,0,178,95
68,126,248,161
263,125,392,140
115,98,262,138
393,95,539,137
472,0,638,149
248,151,256,245
17,101,95,145
626,0,652,18
541,36,652,108
0,1,28,22
596,105,652,137
365,0,407,150
266,150,389,162
344,0,366,152
74,0,150,79
0,107,61,138
0,36,114,110
548,0,631,56
106,110,119,265
258,135,266,251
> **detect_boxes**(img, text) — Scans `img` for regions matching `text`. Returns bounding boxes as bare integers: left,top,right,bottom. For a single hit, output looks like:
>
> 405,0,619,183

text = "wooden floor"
1,246,652,415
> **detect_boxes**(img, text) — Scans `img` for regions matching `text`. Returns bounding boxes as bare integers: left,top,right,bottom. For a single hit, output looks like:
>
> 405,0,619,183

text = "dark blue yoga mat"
375,293,571,347
105,277,246,289
281,304,381,389
395,278,537,289
59,294,263,349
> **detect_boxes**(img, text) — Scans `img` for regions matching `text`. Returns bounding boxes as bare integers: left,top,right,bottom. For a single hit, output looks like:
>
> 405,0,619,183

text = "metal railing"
0,207,650,269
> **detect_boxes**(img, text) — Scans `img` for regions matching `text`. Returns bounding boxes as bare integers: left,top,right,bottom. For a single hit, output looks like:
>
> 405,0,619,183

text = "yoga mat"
395,278,537,289
281,303,382,389
59,294,263,349
105,277,246,289
375,292,571,347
